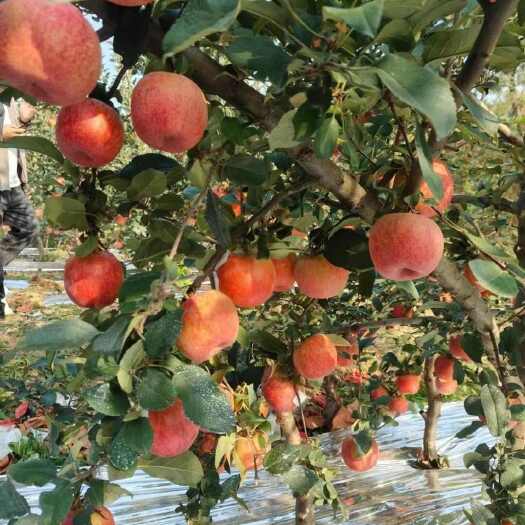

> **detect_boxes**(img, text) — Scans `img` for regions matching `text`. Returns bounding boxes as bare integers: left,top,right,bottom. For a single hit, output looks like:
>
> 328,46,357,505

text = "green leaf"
224,155,269,186
264,442,305,474
205,191,233,248
109,432,138,471
455,420,484,439
324,228,372,270
383,0,424,19
323,0,384,38
410,0,467,33
85,383,130,417
8,460,56,487
127,169,167,201
172,365,235,433
460,91,500,136
45,196,88,230
480,384,510,437
464,395,483,417
137,368,178,411
139,452,204,487
461,333,484,363
117,340,146,394
422,24,481,63
0,136,63,164
120,418,154,454
39,481,74,525
501,459,525,489
520,0,525,25
119,271,162,304
163,0,241,56
144,310,182,359
17,320,100,351
415,121,444,201
282,465,318,497
468,260,518,298
375,53,456,140
314,116,340,160
396,280,419,300
86,479,131,508
75,236,98,257
269,110,301,150
92,316,131,356
511,404,525,422
0,480,30,520
226,30,292,86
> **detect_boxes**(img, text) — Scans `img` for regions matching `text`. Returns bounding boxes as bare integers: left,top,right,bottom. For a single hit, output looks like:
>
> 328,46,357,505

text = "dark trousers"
0,187,38,314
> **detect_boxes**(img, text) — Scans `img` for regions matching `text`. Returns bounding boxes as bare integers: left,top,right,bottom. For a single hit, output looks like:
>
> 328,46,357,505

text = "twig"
387,94,414,162
107,65,128,99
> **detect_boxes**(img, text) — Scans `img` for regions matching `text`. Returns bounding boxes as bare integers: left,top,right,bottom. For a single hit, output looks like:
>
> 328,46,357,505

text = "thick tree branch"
422,356,442,465
456,1,520,93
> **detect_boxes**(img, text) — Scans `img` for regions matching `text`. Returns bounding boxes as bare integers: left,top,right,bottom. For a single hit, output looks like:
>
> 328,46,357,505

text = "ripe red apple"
107,0,154,5
272,254,296,292
115,214,129,226
131,72,208,152
149,399,199,457
261,372,296,413
64,251,124,309
449,336,472,362
293,334,337,380
217,254,276,308
90,507,115,525
415,159,454,218
370,385,389,401
341,436,380,472
56,99,124,168
368,213,444,281
436,378,458,395
434,356,455,381
177,290,239,364
388,396,409,415
0,0,101,106
395,374,421,395
62,511,75,525
391,304,414,319
294,255,349,299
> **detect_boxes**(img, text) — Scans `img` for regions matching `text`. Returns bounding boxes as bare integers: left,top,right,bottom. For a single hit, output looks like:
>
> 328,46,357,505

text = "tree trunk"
277,412,315,525
422,356,442,464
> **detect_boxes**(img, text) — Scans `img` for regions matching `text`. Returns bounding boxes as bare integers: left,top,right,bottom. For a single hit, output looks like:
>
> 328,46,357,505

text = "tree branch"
452,193,517,214
456,1,520,93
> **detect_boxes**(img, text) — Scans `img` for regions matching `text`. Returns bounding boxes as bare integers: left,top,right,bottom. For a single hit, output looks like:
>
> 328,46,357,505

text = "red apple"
388,396,409,415
56,99,124,167
415,159,454,218
131,72,208,153
294,255,349,299
434,356,455,381
64,251,124,309
449,336,472,362
293,334,337,380
0,0,101,106
341,436,380,472
370,386,389,401
395,374,421,395
149,399,199,457
368,213,444,281
218,254,276,308
272,254,296,292
262,372,296,413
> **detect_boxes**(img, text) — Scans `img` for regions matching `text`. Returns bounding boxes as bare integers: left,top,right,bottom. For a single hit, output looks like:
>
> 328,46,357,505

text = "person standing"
0,97,38,319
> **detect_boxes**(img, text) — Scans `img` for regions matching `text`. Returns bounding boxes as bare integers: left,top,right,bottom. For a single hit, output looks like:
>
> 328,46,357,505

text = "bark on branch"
422,356,442,464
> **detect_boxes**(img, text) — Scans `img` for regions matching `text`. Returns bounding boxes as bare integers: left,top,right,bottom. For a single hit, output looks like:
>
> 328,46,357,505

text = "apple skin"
261,372,296,413
64,251,124,309
395,374,421,395
131,72,208,153
149,399,199,457
90,507,115,525
370,386,389,401
0,0,101,106
272,254,296,292
234,433,269,471
218,254,276,308
449,336,473,362
388,396,409,415
416,159,455,218
436,378,458,395
293,334,337,380
336,341,358,368
177,290,239,364
294,255,349,299
341,436,380,472
368,213,444,281
434,356,455,381
56,99,124,168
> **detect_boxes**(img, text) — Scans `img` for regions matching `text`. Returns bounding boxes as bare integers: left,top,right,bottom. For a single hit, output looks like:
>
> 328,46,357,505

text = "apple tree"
1,1,525,525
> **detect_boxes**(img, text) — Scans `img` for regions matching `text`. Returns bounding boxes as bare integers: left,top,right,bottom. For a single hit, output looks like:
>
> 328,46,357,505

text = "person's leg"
0,190,9,319
0,188,38,318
